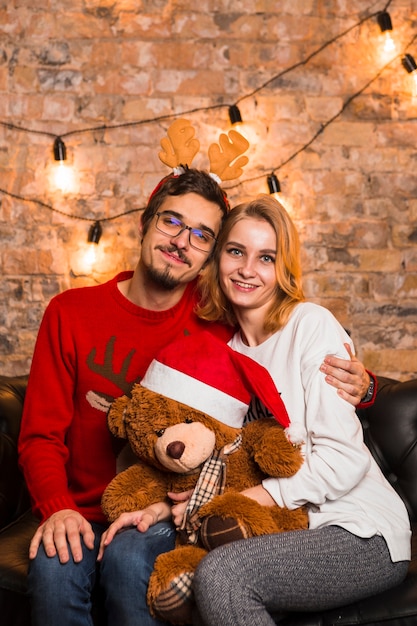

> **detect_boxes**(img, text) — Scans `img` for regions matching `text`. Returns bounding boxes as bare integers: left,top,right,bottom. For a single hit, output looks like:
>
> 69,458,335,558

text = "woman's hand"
320,343,370,406
97,501,171,560
168,490,193,528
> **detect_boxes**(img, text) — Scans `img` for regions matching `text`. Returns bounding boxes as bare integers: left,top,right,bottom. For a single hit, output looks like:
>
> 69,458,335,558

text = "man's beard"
144,245,192,290
145,264,181,290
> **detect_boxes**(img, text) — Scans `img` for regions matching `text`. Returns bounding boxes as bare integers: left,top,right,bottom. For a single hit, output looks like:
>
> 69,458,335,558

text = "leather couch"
0,374,416,626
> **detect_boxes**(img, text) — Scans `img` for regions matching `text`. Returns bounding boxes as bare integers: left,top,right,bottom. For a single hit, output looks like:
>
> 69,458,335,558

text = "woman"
193,195,411,625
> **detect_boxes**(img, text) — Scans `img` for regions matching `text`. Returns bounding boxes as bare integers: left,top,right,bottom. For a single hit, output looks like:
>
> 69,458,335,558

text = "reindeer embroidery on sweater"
85,336,140,413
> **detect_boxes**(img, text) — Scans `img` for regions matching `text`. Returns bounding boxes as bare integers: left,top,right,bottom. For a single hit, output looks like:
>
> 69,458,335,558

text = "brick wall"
1,0,417,379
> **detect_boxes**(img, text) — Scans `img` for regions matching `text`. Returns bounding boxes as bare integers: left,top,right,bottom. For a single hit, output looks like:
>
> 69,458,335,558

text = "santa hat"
141,331,304,444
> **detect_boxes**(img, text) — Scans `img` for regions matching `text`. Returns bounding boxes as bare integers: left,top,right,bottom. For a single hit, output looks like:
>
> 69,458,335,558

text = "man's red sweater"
18,271,231,525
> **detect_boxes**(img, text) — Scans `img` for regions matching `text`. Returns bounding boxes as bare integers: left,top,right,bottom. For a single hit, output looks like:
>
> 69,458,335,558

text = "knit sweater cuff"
35,495,80,523
357,371,378,409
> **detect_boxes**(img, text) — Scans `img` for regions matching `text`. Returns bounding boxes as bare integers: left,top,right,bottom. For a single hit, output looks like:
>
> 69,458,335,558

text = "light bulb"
402,54,417,99
265,175,293,213
267,174,282,201
382,31,396,54
88,221,103,244
377,11,397,61
70,242,100,276
228,104,255,140
267,173,280,193
51,136,76,193
52,162,76,193
84,244,98,269
228,105,242,126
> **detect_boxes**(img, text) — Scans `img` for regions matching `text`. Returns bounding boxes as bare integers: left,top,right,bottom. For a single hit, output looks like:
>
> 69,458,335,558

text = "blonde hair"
197,195,305,332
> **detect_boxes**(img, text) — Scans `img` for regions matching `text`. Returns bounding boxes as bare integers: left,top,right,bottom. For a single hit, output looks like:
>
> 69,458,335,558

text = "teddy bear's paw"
147,546,207,625
198,491,279,547
199,514,251,550
151,571,194,625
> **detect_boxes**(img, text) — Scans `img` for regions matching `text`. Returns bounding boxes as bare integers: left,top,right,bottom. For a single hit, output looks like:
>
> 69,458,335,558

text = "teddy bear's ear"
107,395,130,439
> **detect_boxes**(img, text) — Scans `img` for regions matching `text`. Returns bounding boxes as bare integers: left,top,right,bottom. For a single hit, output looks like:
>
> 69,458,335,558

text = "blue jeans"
28,521,176,626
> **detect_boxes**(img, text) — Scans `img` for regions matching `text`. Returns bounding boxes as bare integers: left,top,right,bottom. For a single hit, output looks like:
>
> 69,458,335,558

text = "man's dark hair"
141,169,230,235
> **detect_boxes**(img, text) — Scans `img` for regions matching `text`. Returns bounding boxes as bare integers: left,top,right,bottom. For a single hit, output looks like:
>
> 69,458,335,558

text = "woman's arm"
258,306,373,510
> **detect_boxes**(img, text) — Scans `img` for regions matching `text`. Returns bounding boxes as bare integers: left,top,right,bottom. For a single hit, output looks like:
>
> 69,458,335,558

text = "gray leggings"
193,526,409,626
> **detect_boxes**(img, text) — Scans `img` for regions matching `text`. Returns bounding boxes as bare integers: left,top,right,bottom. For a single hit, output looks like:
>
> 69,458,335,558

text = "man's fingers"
29,525,45,559
54,520,77,563
321,345,369,406
343,342,354,360
80,520,95,550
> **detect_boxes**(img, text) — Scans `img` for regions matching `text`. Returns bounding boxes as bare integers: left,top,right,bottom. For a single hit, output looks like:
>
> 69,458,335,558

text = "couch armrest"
357,376,417,522
0,376,30,529
0,375,28,441
0,432,22,527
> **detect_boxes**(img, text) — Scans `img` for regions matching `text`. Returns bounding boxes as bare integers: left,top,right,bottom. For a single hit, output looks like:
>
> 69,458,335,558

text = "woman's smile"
231,279,259,291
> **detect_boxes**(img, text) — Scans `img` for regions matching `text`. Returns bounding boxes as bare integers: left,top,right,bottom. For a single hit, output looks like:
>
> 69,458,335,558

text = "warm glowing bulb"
70,242,102,276
231,120,259,147
52,162,76,193
84,244,98,268
228,105,255,141
378,31,397,64
265,179,294,214
382,31,396,54
377,12,396,60
274,193,292,214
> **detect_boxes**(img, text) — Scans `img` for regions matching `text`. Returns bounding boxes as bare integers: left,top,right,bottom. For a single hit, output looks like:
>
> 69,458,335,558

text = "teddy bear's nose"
166,441,185,459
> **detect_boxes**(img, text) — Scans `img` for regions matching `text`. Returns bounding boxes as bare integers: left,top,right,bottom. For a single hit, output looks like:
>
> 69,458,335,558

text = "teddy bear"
102,331,308,625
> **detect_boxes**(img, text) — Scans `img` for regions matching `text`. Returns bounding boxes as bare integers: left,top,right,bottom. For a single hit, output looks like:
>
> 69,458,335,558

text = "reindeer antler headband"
158,118,250,183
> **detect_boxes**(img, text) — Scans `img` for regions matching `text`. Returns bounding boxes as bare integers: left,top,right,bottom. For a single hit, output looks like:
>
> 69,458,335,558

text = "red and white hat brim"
141,360,248,429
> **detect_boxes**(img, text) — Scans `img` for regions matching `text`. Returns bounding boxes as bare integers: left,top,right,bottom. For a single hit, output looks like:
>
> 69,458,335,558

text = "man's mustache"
156,245,192,267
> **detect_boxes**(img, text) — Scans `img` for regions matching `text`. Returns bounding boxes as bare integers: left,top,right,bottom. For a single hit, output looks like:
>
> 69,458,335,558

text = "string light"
227,103,257,144
377,11,396,55
80,221,103,270
228,105,243,126
401,53,417,97
402,52,417,73
1,1,415,243
267,173,281,197
53,137,67,161
52,136,75,193
266,173,293,213
87,221,103,244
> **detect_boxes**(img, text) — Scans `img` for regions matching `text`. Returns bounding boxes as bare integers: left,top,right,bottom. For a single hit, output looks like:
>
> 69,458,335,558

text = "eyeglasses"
154,212,217,252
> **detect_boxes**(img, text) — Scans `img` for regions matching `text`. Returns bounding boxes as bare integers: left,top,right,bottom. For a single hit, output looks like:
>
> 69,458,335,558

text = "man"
18,169,373,626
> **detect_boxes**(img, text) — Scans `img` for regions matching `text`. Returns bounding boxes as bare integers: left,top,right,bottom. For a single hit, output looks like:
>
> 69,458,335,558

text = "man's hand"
320,343,370,406
29,509,95,564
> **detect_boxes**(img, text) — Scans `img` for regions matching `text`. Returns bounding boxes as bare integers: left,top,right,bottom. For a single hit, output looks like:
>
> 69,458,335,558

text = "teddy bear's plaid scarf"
179,433,243,545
